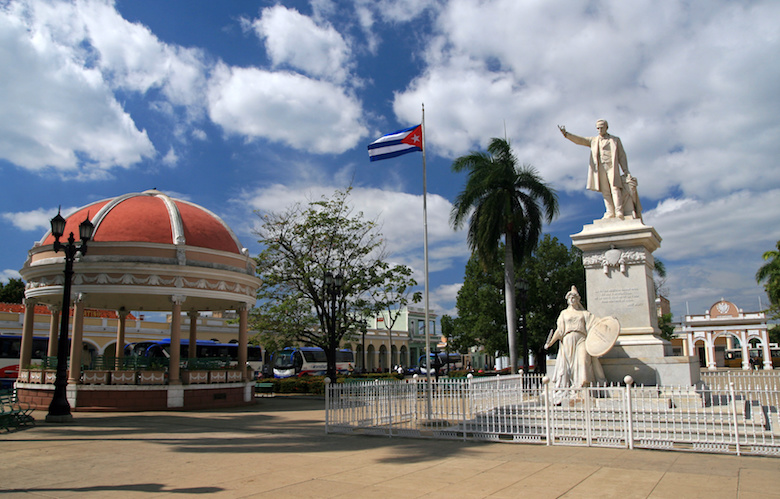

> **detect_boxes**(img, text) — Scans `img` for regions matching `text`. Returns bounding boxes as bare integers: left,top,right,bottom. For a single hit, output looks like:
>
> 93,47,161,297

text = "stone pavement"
1,396,779,498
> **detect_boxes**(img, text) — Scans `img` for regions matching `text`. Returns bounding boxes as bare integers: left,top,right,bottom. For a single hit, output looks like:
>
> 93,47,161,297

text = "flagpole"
421,104,433,420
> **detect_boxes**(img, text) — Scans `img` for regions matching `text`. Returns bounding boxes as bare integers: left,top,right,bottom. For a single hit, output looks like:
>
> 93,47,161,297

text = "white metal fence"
325,372,780,457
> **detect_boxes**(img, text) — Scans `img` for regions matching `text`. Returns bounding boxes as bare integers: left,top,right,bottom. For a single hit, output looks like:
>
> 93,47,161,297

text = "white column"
68,295,86,383
115,308,128,369
187,311,198,361
169,295,185,384
760,329,773,370
706,331,717,371
238,305,248,380
20,298,37,368
740,331,751,370
47,305,60,357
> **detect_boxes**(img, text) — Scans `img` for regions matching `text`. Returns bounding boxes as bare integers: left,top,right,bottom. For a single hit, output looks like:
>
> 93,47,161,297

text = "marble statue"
545,286,610,397
559,120,642,220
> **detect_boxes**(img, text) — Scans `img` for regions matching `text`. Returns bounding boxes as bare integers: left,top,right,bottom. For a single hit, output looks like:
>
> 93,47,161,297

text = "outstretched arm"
558,125,591,147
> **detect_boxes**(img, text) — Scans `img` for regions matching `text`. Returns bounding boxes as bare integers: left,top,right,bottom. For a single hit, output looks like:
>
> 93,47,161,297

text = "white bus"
272,347,354,378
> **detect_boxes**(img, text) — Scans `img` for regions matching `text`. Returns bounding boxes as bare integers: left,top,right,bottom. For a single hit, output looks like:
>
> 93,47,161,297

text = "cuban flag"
367,124,423,162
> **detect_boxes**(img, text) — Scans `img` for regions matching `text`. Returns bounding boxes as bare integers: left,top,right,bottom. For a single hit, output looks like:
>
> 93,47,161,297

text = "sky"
1,0,778,324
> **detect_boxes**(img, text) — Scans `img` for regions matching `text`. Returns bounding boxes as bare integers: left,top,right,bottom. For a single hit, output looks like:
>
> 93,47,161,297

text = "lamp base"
45,413,74,423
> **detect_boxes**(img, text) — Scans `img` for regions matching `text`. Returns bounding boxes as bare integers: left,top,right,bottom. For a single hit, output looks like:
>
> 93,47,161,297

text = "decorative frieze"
582,245,647,274
26,273,255,297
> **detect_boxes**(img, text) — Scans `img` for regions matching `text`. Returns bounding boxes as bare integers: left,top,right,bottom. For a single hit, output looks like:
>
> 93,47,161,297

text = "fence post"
324,377,331,434
624,375,634,450
584,385,592,446
728,381,741,456
543,376,551,446
463,374,473,441
412,374,419,423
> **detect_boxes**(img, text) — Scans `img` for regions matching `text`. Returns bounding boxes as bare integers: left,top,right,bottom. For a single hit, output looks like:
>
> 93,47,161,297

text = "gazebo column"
238,305,248,380
19,298,37,370
115,308,129,369
68,295,86,383
188,311,199,362
47,305,60,357
169,296,185,384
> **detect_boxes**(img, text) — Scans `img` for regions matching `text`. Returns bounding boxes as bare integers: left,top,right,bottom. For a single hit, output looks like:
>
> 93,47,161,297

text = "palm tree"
756,240,780,309
450,138,558,373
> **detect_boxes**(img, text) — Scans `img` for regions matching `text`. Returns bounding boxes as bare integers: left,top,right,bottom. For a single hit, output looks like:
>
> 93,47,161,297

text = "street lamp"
46,209,94,422
517,277,529,373
324,271,344,381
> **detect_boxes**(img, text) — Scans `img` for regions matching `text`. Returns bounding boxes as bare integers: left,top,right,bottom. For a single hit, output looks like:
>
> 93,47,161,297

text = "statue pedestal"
571,218,699,386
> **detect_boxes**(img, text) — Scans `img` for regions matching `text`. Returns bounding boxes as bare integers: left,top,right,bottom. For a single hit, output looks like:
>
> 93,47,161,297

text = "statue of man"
559,120,640,220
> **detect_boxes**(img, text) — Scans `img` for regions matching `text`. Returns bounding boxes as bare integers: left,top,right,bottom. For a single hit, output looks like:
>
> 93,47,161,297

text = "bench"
255,382,274,397
0,390,35,432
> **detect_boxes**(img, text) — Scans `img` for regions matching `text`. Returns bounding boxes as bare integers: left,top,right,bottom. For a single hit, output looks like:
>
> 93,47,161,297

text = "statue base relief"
570,217,700,386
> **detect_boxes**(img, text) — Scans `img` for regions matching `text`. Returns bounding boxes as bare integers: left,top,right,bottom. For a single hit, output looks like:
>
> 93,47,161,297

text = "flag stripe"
367,124,422,162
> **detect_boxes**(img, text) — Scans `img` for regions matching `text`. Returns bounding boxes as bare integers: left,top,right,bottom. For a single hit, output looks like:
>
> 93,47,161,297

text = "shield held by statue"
586,316,621,357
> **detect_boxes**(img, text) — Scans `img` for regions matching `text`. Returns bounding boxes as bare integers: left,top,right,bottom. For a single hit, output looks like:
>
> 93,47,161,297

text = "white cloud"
2,206,79,232
1,269,22,283
645,190,780,262
207,63,367,154
393,0,780,203
0,1,155,174
251,5,351,84
238,182,466,281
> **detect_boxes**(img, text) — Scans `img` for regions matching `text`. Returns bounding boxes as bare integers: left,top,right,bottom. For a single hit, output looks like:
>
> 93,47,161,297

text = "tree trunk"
504,236,518,374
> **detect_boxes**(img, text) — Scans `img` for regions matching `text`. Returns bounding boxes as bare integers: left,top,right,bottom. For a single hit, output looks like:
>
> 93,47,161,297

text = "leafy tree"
756,240,780,311
365,262,422,371
450,138,558,373
653,258,668,298
450,254,507,358
756,240,780,344
657,312,676,342
250,189,417,380
451,236,583,373
0,278,25,303
517,235,584,372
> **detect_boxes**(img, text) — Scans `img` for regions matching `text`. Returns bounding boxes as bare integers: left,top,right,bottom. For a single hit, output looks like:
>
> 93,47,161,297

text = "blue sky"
1,0,779,322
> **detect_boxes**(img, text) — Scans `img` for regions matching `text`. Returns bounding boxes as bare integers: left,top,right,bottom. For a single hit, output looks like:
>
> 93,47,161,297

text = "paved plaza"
1,396,779,498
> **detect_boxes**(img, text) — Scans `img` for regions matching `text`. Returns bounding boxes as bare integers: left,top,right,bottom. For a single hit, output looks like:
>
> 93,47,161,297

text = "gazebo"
16,189,262,411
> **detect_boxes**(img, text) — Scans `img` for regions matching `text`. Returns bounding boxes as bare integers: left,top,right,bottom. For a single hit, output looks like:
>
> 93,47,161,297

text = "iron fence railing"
325,373,780,457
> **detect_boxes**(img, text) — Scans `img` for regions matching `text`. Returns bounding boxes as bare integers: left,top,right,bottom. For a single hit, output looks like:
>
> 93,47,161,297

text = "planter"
43,370,57,384
83,370,110,385
209,370,227,383
183,370,209,384
28,370,43,384
226,370,243,383
138,371,166,385
17,369,30,383
111,371,137,385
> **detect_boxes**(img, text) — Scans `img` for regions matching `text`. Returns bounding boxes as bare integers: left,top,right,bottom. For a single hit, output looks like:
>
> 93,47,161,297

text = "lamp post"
324,271,344,382
517,278,529,373
46,209,94,422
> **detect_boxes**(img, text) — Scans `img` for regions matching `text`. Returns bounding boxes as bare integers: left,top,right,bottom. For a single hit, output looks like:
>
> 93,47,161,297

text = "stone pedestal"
571,218,699,386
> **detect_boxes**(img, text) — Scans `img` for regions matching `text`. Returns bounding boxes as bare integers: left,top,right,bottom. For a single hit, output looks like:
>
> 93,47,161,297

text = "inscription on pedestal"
594,287,642,307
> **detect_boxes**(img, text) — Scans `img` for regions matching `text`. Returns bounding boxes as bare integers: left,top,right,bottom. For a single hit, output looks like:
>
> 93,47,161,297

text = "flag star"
410,133,420,144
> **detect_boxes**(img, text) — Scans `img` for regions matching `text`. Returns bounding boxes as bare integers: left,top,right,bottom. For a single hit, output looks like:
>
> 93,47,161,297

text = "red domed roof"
40,190,244,254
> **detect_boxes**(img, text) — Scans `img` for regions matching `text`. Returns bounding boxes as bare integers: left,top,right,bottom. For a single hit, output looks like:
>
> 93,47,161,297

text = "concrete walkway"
1,396,778,498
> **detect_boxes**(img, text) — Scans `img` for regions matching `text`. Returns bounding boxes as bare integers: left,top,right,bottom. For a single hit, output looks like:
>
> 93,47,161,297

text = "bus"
126,339,263,377
0,335,67,388
724,347,780,369
271,347,354,378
